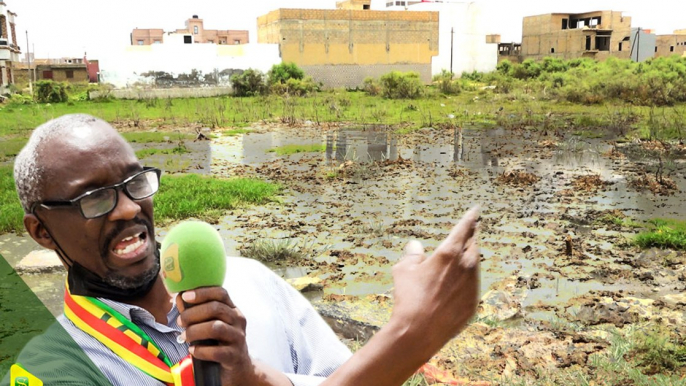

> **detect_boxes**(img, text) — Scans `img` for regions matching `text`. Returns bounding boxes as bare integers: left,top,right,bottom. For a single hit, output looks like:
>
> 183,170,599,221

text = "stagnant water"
2,125,685,321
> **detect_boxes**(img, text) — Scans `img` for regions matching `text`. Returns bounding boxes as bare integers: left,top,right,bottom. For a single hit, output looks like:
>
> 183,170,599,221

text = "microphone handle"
183,299,222,386
191,346,221,386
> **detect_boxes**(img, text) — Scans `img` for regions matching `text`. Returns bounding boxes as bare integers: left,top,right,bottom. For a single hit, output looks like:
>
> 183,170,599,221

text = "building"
131,16,249,46
370,0,498,76
15,57,100,84
655,29,686,58
257,6,439,88
497,42,522,63
336,0,371,10
0,4,21,92
521,11,635,61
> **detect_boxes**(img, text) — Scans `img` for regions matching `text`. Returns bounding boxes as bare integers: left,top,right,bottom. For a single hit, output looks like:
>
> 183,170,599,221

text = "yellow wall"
257,8,438,66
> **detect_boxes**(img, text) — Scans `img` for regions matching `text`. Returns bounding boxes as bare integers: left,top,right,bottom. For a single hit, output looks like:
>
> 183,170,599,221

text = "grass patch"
154,174,280,224
635,218,686,250
223,128,251,136
0,137,28,161
0,165,24,234
239,238,321,264
268,144,325,155
498,325,686,386
573,130,604,139
135,144,189,159
122,132,194,143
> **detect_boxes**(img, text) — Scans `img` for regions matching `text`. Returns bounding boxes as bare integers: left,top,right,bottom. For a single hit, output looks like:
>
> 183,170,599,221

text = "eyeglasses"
32,167,162,219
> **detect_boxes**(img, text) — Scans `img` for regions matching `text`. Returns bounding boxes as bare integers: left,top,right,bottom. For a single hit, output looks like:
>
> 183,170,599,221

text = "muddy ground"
3,123,686,384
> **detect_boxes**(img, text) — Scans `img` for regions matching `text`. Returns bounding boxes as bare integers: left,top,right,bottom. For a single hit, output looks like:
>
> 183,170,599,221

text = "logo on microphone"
161,243,182,283
10,364,42,386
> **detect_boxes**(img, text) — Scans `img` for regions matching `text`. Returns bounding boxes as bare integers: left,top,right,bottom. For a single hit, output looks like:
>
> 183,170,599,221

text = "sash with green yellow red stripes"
63,283,195,386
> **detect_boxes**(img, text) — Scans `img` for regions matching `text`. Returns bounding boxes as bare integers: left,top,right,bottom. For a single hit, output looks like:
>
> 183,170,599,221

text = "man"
4,114,480,386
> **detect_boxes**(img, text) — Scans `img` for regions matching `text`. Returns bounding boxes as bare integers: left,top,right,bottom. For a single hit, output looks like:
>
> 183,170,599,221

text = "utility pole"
450,27,454,76
25,30,32,95
636,27,641,62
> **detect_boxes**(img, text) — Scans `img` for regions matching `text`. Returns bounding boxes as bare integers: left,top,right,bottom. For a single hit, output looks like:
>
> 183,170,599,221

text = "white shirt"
6,257,352,386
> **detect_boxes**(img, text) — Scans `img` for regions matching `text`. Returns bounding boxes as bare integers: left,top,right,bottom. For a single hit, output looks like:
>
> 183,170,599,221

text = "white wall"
99,41,281,88
370,0,498,76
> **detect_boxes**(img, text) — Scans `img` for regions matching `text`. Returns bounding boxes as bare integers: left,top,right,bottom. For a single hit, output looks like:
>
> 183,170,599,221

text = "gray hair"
14,114,110,213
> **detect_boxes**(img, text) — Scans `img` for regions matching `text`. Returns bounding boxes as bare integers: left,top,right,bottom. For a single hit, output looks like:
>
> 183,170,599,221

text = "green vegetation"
239,238,323,264
230,63,318,97
230,69,268,97
135,144,189,159
223,128,251,136
154,174,281,225
0,166,23,234
35,80,69,104
122,131,194,143
377,71,425,99
496,325,686,386
0,137,28,161
268,144,325,155
635,218,686,250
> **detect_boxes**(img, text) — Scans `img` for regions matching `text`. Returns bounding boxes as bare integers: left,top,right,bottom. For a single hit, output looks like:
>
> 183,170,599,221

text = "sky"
9,0,686,61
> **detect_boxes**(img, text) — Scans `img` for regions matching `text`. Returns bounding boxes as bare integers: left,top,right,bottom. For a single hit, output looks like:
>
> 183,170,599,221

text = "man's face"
35,123,158,288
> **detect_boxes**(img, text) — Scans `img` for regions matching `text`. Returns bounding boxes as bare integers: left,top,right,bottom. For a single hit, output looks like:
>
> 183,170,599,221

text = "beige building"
522,11,633,61
131,16,249,46
655,29,686,58
257,6,439,88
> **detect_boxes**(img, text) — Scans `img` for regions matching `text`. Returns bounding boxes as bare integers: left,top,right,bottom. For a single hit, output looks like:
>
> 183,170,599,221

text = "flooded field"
3,123,686,384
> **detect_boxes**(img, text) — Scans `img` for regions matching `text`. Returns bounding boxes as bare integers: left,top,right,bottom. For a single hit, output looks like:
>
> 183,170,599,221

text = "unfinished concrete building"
522,11,633,61
257,8,438,88
655,30,686,58
0,4,20,91
131,16,248,46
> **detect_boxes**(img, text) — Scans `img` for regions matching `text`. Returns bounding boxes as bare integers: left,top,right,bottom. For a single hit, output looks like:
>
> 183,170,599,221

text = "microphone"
161,221,227,386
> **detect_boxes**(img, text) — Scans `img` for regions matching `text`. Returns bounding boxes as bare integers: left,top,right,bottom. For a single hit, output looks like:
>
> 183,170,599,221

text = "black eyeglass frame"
31,167,162,219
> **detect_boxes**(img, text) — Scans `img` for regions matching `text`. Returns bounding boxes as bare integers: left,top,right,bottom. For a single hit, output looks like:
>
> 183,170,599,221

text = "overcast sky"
9,0,686,61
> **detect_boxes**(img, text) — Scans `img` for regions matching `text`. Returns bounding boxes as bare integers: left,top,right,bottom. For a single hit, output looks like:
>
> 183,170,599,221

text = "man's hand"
176,288,291,386
390,205,480,360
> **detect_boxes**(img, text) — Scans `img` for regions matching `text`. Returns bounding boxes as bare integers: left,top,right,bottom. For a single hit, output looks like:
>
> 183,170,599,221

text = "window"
234,39,240,44
42,70,53,79
655,46,658,52
671,46,675,52
619,42,622,51
363,4,370,9
153,40,161,44
550,48,555,53
137,40,144,45
562,19,568,30
66,70,74,79
194,26,199,35
184,35,192,44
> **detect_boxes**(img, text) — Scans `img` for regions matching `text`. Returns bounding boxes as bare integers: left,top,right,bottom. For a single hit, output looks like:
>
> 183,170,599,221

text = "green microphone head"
160,221,227,293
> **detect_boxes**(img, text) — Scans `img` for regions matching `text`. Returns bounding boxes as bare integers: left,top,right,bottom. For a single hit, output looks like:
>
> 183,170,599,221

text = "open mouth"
112,231,149,259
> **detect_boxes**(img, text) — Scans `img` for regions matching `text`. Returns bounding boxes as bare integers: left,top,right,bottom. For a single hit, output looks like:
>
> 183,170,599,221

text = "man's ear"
24,214,57,250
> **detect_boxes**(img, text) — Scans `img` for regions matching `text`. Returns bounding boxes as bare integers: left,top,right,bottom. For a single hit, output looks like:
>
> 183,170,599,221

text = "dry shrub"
573,174,608,192
497,170,540,187
630,174,679,196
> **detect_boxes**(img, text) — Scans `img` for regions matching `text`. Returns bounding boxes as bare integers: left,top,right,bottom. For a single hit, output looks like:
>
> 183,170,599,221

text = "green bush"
362,77,381,96
35,80,69,103
6,93,34,106
379,71,424,99
267,62,305,85
230,69,267,97
433,70,461,95
270,76,318,96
